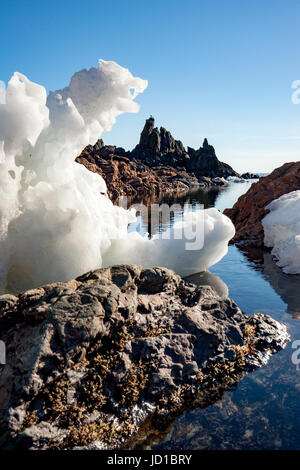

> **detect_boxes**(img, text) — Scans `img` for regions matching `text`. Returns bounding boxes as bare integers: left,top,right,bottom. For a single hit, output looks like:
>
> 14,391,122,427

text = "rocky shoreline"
0,265,289,450
224,161,300,247
76,117,255,202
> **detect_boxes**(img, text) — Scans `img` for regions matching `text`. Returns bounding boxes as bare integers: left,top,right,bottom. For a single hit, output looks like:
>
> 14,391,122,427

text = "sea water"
129,181,300,450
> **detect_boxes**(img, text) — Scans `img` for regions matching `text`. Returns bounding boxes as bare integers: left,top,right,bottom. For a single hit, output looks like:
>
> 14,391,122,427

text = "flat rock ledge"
0,265,289,450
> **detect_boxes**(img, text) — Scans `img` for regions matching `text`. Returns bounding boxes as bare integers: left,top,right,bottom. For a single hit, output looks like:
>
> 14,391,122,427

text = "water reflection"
150,243,300,451
184,271,229,299
262,253,300,319
128,244,300,451
126,182,300,450
129,183,300,321
127,186,222,209
214,180,255,211
127,188,222,238
183,245,300,322
127,182,255,239
236,245,300,320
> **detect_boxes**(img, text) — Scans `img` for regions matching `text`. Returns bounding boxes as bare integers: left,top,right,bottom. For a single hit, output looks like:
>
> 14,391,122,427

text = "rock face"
224,162,300,246
76,139,199,202
240,172,259,179
130,117,190,168
132,118,238,178
187,138,239,179
0,265,289,450
76,117,237,201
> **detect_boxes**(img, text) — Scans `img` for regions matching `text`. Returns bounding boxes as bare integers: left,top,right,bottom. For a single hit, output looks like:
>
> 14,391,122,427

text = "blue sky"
1,0,300,172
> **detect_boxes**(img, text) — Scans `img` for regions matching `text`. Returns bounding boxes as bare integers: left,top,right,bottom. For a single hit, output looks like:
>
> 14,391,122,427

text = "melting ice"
263,190,300,274
0,59,235,292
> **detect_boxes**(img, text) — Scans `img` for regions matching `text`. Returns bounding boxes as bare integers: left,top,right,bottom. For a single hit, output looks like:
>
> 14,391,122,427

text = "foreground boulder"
0,265,289,450
224,161,300,247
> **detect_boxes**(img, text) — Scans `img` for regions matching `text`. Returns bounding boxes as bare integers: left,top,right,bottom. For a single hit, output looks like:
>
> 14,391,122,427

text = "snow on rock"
262,190,300,274
227,176,245,183
0,59,235,293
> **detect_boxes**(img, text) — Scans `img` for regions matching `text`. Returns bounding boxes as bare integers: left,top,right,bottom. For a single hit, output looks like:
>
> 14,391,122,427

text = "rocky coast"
224,161,300,247
76,117,245,201
0,265,289,450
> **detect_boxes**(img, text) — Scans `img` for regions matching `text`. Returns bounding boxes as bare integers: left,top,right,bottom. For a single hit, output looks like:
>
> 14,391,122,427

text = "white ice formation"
0,59,235,292
263,190,300,274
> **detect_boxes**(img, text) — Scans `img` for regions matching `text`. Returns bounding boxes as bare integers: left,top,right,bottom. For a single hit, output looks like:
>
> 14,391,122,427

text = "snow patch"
262,190,300,274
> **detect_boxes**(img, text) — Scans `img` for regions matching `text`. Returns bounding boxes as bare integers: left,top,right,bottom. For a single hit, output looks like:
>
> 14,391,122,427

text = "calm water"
130,181,300,450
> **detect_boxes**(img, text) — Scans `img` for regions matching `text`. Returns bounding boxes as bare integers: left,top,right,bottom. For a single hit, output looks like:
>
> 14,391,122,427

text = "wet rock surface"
76,117,239,201
0,265,289,450
224,162,300,247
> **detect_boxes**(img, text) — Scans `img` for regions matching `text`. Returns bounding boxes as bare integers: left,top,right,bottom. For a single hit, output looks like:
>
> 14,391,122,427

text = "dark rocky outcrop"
224,161,300,247
240,172,259,179
0,265,289,450
76,138,200,202
76,117,239,201
186,138,238,179
131,118,238,179
130,117,190,168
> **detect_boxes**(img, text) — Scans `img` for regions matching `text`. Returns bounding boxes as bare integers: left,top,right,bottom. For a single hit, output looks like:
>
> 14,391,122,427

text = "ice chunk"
262,190,300,274
0,59,234,293
102,208,235,278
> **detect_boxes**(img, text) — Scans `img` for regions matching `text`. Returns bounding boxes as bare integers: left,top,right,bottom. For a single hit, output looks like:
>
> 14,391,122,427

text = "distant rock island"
76,117,256,201
131,117,238,178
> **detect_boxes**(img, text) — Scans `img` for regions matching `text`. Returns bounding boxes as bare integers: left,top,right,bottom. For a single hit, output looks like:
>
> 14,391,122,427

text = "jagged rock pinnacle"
203,138,209,148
